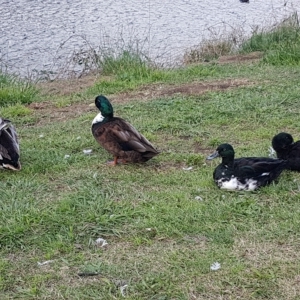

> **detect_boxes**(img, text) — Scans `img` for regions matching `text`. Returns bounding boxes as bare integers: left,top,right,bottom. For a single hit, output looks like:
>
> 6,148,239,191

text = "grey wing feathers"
126,140,149,152
0,144,11,160
0,118,20,158
0,117,10,131
6,124,20,153
0,118,20,154
92,116,159,163
113,119,158,152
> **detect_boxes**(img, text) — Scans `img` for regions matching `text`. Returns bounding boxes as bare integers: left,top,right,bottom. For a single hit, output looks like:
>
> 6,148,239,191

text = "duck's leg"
113,156,118,166
106,156,118,166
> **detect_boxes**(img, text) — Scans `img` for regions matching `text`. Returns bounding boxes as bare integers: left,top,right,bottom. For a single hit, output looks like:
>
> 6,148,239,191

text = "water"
0,0,299,78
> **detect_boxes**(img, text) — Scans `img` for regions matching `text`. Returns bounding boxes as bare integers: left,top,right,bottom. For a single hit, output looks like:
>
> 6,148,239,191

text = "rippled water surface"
1,0,299,77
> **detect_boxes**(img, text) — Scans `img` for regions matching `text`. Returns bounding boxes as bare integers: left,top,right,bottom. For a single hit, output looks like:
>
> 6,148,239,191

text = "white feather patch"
92,113,104,125
218,177,258,191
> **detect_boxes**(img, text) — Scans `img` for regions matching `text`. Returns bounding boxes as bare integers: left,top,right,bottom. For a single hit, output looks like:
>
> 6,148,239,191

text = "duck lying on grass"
272,132,300,171
0,117,21,170
206,143,287,191
91,95,160,166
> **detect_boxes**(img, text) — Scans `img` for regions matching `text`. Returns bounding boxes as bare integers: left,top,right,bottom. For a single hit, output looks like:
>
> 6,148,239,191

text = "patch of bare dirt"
110,78,252,104
30,78,253,126
218,51,263,64
29,101,95,125
37,72,101,97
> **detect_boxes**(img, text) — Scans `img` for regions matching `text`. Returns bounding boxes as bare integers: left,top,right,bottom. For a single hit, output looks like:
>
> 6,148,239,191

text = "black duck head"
272,132,294,151
207,143,235,161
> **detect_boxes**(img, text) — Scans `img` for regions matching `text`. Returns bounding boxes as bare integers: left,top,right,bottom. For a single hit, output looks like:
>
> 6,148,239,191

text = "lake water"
1,0,299,78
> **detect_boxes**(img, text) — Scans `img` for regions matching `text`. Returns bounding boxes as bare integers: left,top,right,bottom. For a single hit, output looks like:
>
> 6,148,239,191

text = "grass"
1,28,300,299
97,50,154,79
183,40,233,64
183,12,300,66
0,72,38,106
240,12,300,65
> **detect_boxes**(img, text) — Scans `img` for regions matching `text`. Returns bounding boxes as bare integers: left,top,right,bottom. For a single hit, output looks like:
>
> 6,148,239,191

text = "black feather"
207,143,287,191
272,132,300,171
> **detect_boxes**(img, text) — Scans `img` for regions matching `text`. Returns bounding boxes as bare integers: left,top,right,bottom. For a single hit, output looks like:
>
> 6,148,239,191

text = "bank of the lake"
1,20,300,299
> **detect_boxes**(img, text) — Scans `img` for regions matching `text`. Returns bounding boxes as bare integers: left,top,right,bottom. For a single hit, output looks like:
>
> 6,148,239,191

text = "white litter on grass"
195,196,203,201
39,134,44,138
210,262,221,271
37,260,54,266
182,166,193,171
268,146,276,158
120,284,128,297
93,172,97,179
95,238,108,247
83,149,93,155
64,154,70,159
76,136,81,140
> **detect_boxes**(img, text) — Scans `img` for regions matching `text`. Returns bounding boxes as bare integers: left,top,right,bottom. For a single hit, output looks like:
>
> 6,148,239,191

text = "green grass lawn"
1,58,300,299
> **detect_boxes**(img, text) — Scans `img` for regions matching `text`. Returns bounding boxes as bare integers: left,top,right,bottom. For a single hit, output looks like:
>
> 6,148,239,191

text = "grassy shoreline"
1,18,300,299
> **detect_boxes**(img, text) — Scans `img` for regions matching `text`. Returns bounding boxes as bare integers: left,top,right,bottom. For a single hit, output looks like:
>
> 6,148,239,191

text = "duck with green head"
91,95,160,166
207,143,287,191
0,117,21,171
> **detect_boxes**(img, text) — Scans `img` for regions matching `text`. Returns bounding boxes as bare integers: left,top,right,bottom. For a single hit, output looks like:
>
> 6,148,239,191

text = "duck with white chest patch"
207,143,287,191
91,95,160,166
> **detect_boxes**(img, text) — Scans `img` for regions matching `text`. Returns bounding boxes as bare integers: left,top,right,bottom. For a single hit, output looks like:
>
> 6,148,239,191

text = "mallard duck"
272,132,300,171
91,95,160,165
206,143,287,191
0,117,21,170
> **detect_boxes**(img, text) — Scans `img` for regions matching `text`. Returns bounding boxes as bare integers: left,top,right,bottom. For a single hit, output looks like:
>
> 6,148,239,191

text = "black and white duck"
91,95,160,166
0,117,21,170
206,143,287,191
272,132,300,171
